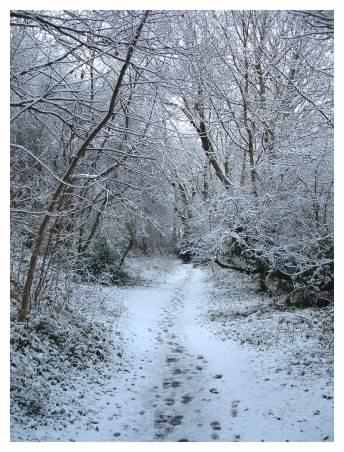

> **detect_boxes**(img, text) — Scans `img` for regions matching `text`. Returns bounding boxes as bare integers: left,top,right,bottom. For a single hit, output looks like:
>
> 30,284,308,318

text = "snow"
11,257,333,442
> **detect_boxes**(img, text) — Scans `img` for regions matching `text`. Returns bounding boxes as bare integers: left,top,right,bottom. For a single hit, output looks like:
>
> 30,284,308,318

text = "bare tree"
14,10,151,321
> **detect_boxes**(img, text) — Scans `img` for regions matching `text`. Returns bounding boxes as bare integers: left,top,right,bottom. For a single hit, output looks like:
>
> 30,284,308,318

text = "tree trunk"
182,99,232,189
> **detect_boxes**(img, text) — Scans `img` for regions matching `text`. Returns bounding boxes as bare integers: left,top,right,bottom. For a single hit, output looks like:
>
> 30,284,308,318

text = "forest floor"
11,257,333,442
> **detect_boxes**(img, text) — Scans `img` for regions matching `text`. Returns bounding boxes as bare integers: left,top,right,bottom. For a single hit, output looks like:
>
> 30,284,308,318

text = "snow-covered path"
73,262,333,441
13,261,333,441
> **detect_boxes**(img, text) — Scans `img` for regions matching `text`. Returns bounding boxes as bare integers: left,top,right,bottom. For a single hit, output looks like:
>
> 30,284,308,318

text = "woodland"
10,9,334,318
10,10,334,440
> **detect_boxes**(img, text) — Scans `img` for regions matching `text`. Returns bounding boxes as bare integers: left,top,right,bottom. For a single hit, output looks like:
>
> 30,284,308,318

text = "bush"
86,237,116,275
10,306,115,417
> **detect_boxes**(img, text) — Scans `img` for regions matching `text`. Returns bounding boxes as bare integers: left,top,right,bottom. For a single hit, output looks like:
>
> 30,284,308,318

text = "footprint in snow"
163,378,181,388
181,394,193,404
209,388,219,394
231,400,240,417
210,421,221,431
170,415,184,426
173,346,184,353
166,357,178,364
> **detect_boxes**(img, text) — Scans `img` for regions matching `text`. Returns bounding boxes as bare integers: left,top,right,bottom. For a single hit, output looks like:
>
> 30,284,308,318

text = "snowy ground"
11,257,333,442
